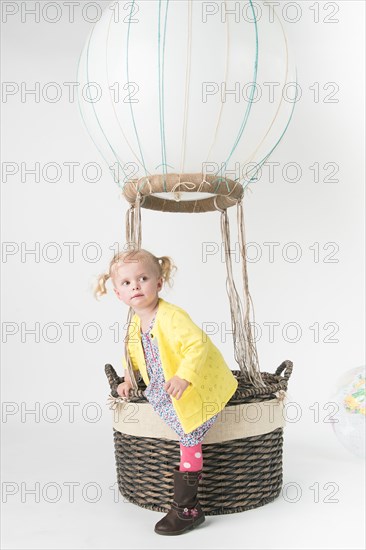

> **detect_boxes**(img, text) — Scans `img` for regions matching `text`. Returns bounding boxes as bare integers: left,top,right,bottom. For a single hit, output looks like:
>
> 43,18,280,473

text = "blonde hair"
93,246,178,300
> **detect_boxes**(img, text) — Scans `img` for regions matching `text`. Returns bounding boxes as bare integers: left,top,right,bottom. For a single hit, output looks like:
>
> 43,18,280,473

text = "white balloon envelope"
77,0,297,193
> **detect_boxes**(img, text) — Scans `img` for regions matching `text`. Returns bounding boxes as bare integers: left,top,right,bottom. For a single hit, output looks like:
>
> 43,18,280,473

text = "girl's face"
112,256,163,311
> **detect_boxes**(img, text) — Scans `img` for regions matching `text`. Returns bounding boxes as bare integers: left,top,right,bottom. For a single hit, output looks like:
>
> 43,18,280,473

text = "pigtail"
158,255,178,289
93,272,111,300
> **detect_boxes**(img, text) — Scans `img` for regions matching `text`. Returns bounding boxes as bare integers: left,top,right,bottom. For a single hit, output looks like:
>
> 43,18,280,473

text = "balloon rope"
123,195,143,391
217,201,265,388
237,198,263,385
124,191,264,388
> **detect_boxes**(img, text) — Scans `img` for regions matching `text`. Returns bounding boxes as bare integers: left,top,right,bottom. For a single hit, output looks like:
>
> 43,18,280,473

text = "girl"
94,247,238,536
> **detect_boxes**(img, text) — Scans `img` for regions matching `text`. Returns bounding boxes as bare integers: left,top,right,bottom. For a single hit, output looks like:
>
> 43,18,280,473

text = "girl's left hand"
164,375,190,400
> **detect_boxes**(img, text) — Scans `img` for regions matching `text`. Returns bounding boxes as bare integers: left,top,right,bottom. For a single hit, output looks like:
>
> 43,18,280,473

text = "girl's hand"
164,376,190,400
117,380,133,398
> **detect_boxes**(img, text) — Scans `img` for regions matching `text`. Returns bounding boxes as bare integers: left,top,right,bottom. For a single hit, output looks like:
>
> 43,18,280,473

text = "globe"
330,366,365,459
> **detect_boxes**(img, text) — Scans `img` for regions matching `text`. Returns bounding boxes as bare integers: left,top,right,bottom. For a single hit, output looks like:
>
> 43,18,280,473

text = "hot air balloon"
78,0,296,517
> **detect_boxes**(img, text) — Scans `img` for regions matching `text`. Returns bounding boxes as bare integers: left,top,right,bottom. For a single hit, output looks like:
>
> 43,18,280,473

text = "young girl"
94,247,238,536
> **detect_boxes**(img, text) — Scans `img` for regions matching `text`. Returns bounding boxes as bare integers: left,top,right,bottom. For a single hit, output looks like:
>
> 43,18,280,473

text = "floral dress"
141,310,218,447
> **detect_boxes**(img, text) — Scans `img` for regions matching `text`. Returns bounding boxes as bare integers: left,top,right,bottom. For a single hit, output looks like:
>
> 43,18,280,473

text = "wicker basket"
105,359,293,516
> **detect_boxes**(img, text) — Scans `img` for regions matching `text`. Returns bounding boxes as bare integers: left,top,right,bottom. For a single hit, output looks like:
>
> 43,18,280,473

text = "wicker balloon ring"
122,173,244,213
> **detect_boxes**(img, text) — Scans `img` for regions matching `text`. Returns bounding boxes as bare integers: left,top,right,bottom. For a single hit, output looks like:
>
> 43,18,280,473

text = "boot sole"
154,515,205,536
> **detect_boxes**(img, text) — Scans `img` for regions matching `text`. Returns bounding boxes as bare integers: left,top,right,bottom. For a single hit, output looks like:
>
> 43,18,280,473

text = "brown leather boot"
154,466,205,536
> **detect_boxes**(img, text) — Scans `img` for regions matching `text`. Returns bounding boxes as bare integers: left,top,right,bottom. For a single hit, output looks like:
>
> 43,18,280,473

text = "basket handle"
105,363,123,397
275,359,293,382
104,363,147,401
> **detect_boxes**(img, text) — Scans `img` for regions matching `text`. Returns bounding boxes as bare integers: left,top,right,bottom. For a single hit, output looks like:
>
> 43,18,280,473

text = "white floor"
2,419,365,550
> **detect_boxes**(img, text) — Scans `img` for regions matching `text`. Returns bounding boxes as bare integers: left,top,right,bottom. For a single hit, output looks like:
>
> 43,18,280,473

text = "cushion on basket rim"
111,397,286,443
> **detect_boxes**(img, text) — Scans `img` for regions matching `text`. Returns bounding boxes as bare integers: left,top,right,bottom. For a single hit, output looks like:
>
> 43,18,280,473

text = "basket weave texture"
105,360,293,515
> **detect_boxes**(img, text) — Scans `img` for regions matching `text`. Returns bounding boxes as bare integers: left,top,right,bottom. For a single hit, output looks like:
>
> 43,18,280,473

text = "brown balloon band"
121,173,244,213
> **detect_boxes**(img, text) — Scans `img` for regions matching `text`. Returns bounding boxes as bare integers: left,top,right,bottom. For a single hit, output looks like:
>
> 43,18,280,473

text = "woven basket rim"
105,360,293,404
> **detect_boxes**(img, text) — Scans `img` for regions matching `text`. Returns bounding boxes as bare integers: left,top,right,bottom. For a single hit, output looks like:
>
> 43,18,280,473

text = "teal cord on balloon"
216,0,259,181
158,0,170,191
243,66,299,189
77,24,128,188
126,0,149,183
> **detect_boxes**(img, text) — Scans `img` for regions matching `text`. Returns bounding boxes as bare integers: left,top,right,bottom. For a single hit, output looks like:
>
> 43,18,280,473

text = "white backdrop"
1,1,365,549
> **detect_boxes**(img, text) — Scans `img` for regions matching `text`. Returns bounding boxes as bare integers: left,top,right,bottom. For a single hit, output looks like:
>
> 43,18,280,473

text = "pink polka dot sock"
179,442,203,471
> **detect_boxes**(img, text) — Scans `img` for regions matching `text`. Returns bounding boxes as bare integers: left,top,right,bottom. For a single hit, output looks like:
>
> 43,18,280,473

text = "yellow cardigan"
122,297,238,434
